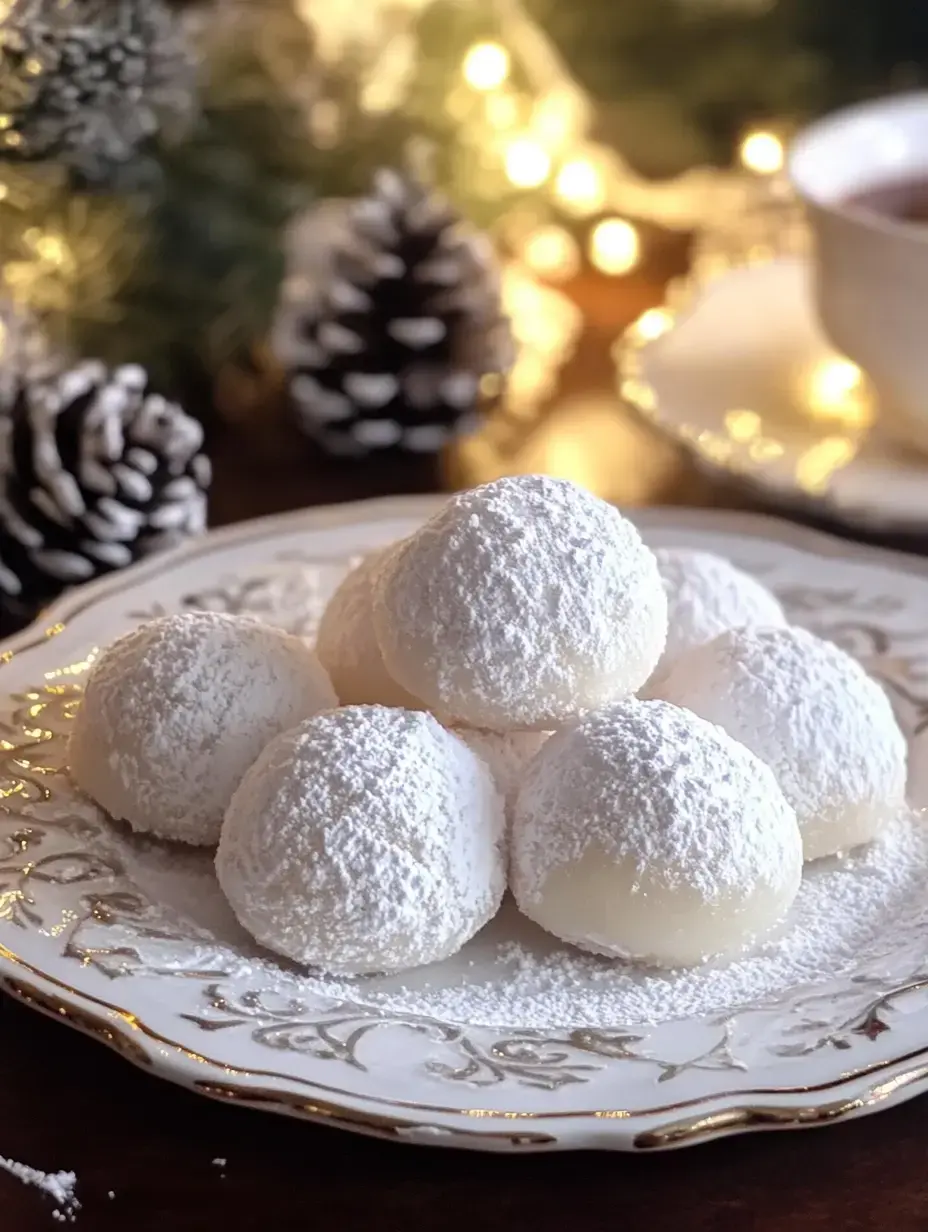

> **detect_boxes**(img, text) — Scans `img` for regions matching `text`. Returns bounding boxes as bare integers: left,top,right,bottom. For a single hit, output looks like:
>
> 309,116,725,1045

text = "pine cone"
273,169,514,457
0,360,210,604
0,0,197,176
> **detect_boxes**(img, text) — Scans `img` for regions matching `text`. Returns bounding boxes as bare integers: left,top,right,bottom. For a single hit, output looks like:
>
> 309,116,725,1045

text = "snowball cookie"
217,707,506,974
374,475,668,730
510,699,802,967
454,727,550,809
648,548,786,682
653,626,908,861
315,548,422,708
69,611,337,846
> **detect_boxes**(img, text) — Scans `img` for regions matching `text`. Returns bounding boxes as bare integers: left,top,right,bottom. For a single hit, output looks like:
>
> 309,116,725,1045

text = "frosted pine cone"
0,0,197,175
273,169,514,457
0,360,210,602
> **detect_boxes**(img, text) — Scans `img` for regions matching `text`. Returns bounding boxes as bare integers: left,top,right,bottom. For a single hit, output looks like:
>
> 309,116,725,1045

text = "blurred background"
0,0,926,629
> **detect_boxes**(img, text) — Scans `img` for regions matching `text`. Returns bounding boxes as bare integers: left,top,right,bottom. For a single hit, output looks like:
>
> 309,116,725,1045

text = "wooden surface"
4,256,927,1229
5,991,928,1231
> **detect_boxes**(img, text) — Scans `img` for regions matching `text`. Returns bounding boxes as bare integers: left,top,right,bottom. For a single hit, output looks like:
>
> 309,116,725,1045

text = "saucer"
615,256,928,535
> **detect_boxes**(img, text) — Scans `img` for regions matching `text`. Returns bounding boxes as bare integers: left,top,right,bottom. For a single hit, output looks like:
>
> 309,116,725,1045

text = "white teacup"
790,93,928,451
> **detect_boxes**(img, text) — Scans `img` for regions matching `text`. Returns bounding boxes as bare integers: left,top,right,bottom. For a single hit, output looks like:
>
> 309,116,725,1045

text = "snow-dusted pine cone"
273,169,514,457
0,0,197,175
0,360,210,602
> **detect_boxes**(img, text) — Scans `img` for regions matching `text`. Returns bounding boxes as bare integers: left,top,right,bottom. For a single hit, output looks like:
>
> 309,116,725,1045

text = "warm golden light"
749,437,785,463
35,235,66,265
555,159,606,216
808,357,860,401
740,130,784,175
620,378,657,412
462,42,510,91
531,88,584,147
521,225,580,281
633,307,673,343
486,92,519,130
504,140,552,188
589,217,640,275
804,357,873,429
724,408,762,443
795,436,858,494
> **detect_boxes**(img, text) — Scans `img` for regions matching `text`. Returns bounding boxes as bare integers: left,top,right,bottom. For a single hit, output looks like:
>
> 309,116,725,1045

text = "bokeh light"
804,357,873,429
462,42,510,91
555,158,606,216
739,130,785,175
589,217,640,275
632,307,674,342
505,140,552,188
521,225,580,281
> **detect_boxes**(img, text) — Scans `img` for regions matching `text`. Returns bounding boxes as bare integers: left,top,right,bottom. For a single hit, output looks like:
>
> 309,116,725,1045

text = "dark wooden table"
4,255,927,1229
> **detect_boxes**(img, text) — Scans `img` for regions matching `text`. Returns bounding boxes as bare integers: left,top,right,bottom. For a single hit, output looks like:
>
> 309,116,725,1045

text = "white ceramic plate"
615,256,928,535
5,497,928,1153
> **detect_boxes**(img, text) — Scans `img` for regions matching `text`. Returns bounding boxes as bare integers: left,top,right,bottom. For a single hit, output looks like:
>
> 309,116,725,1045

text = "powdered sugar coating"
648,547,786,681
511,699,802,966
303,812,925,1027
216,706,506,974
315,548,422,708
373,475,668,730
653,626,908,861
453,727,550,809
69,612,336,846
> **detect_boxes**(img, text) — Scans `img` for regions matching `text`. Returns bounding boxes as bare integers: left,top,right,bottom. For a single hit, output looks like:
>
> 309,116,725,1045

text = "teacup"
790,92,928,452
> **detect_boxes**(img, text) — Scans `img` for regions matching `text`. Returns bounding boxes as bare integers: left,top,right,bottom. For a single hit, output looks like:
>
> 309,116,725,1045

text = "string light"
740,130,784,175
292,1,748,232
521,225,580,281
462,42,510,91
555,159,606,216
504,140,551,188
589,217,640,275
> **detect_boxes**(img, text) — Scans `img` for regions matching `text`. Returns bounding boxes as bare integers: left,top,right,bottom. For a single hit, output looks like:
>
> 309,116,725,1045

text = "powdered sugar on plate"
107,802,928,1030
291,809,928,1027
0,1155,78,1220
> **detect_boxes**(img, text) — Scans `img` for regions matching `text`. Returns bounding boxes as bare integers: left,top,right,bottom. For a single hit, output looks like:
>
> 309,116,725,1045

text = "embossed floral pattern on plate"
4,498,928,1151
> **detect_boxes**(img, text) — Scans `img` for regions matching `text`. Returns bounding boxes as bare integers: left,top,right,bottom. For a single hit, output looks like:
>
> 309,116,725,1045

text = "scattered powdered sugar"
653,625,907,860
649,547,786,680
68,610,336,846
216,706,506,974
0,1155,78,1220
511,700,799,905
373,474,668,729
297,809,928,1027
